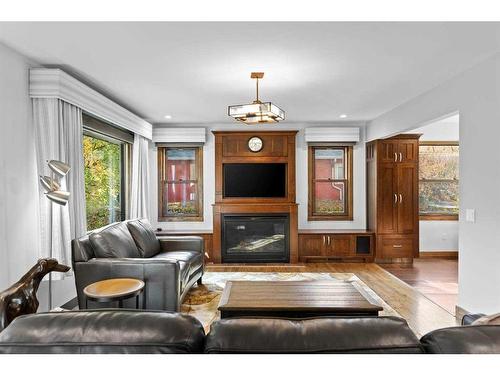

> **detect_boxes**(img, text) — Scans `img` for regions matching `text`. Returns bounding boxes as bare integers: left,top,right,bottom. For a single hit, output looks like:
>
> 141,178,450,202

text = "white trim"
29,68,152,139
153,127,206,143
305,127,360,143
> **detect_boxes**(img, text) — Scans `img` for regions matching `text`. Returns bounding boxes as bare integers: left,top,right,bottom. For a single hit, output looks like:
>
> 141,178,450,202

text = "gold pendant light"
228,72,285,124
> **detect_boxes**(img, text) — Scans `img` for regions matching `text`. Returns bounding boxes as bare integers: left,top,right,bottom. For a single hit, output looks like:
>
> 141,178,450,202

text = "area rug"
181,272,400,332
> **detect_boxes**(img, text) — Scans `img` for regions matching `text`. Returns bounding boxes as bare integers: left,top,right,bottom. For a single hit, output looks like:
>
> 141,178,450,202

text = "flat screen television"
223,163,286,198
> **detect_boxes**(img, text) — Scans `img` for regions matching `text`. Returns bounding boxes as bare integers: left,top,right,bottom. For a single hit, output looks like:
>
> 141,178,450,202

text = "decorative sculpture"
0,258,70,332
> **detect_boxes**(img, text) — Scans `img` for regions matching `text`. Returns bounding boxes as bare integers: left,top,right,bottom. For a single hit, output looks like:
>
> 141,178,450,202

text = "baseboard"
419,251,458,259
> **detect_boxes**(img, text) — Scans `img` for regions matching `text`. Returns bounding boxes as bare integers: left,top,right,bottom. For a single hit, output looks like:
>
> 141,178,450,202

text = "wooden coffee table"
217,280,383,319
83,278,145,309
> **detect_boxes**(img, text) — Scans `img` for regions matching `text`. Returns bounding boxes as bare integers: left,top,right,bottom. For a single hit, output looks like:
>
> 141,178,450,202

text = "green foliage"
83,135,122,230
315,199,345,214
167,202,197,215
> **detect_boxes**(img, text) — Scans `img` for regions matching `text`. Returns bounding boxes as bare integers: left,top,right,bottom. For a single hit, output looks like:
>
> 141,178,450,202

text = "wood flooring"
382,258,458,315
205,261,457,337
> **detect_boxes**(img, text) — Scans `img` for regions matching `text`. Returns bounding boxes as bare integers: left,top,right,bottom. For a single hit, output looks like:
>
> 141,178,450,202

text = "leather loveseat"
1,310,500,354
71,219,204,311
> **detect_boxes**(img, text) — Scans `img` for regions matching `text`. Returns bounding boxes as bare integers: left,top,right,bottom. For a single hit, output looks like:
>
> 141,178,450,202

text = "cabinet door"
378,140,399,163
378,163,398,234
398,140,418,163
298,235,325,257
324,235,353,257
397,164,418,234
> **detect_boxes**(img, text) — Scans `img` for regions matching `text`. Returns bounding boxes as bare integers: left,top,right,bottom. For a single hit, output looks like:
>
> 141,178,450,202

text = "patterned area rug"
181,272,400,332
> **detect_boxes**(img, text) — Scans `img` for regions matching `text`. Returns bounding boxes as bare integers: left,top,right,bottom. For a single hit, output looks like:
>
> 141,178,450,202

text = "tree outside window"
419,142,459,220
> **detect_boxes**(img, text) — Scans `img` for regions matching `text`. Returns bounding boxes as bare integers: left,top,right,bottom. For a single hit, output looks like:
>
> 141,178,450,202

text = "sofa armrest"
158,236,204,254
462,313,486,325
73,258,181,311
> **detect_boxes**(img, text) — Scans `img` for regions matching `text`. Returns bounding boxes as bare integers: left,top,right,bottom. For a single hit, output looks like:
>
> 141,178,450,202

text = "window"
82,114,132,230
419,142,459,220
158,146,203,221
308,145,353,220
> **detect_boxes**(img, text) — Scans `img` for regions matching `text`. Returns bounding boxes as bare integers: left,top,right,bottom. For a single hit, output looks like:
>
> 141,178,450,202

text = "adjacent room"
1,19,500,357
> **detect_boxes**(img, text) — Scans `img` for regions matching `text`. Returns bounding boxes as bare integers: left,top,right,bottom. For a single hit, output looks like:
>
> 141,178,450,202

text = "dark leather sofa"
1,310,500,354
71,219,204,311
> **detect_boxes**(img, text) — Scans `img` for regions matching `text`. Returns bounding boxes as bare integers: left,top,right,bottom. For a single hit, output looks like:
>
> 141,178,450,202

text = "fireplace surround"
212,131,299,263
221,214,290,263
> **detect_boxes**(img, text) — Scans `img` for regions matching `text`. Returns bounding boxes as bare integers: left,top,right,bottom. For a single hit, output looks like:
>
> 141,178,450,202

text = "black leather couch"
71,219,204,311
1,310,500,354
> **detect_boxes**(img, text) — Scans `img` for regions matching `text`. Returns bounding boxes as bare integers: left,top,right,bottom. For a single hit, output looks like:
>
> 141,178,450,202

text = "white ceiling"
1,22,500,125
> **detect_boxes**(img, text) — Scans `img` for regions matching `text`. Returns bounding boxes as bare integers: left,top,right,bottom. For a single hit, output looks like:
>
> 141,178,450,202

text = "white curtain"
33,98,87,279
130,134,150,219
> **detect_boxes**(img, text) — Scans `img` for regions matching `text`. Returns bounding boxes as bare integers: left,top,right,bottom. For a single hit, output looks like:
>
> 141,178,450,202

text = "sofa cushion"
127,219,161,258
0,310,205,354
154,251,203,276
89,222,141,258
420,325,500,354
205,316,423,354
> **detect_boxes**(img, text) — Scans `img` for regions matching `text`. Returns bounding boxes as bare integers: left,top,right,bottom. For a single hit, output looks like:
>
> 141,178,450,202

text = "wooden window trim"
158,146,204,222
419,141,459,221
308,144,353,221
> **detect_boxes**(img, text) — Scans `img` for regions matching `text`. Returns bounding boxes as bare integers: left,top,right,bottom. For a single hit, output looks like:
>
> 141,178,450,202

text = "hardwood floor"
205,262,457,336
381,258,458,315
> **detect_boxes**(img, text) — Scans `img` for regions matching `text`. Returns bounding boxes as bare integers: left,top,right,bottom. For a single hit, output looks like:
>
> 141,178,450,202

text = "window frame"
419,141,459,221
157,144,204,222
82,114,132,230
308,143,354,221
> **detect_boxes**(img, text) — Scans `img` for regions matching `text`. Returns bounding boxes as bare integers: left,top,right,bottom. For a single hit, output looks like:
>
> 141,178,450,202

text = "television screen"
223,163,286,198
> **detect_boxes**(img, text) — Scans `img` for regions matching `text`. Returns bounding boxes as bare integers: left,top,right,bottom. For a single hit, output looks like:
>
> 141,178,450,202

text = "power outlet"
465,209,475,223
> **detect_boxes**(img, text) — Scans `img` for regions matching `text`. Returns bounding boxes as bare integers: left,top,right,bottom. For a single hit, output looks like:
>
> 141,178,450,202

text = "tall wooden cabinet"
366,134,421,262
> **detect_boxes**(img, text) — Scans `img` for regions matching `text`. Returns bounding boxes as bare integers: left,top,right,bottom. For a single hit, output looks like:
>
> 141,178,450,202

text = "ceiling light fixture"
340,114,348,119
164,115,172,119
228,72,285,124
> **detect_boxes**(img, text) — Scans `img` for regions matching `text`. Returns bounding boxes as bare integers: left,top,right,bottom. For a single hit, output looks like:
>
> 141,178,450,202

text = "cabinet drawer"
377,235,414,258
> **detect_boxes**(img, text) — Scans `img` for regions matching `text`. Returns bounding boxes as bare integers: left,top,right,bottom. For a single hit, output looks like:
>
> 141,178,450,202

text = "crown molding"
153,127,206,143
305,127,360,143
29,68,152,140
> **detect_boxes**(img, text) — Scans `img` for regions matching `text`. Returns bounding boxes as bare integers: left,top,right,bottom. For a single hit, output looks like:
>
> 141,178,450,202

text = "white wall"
150,122,367,232
407,115,460,252
369,52,500,314
0,42,40,290
0,43,75,310
419,221,459,252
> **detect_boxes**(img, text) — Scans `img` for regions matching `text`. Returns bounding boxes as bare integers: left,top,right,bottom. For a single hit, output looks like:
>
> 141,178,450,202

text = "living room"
1,1,500,372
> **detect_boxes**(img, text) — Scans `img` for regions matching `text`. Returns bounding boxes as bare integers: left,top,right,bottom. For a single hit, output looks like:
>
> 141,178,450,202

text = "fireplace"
221,214,290,263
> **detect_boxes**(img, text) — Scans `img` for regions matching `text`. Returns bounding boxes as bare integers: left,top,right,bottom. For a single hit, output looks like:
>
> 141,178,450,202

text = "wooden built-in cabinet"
298,230,374,262
366,134,421,262
212,131,299,263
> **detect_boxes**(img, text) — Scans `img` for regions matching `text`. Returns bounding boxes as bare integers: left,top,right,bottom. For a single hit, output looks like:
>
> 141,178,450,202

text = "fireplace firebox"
221,214,290,263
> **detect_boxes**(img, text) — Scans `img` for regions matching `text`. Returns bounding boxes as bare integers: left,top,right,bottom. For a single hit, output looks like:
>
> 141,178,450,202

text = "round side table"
83,278,145,309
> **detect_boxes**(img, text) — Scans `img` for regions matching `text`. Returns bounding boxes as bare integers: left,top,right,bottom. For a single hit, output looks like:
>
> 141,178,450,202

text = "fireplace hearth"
221,214,290,263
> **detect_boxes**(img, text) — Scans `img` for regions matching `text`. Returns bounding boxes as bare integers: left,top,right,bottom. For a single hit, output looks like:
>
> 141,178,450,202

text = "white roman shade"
153,127,206,144
305,127,360,143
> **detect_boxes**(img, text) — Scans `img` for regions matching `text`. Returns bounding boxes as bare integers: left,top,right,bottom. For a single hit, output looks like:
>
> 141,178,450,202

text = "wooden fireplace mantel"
212,131,299,264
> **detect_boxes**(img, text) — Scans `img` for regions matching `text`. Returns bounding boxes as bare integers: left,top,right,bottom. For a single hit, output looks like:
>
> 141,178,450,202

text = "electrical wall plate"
465,209,475,223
